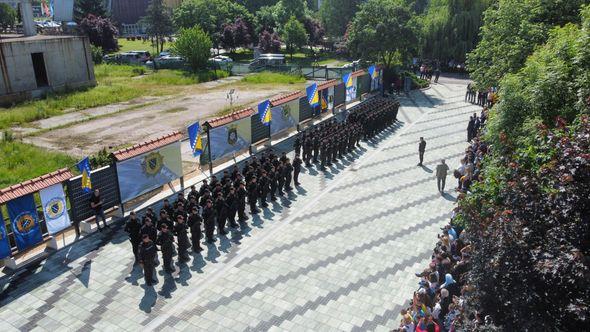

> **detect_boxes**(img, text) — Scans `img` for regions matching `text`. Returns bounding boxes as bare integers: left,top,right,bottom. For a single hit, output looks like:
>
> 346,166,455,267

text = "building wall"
111,0,150,25
0,36,95,102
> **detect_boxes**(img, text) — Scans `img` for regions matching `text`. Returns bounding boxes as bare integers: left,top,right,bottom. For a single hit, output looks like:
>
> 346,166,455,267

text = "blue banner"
209,117,252,161
0,210,11,259
270,105,297,135
7,194,43,251
116,142,183,202
188,122,203,157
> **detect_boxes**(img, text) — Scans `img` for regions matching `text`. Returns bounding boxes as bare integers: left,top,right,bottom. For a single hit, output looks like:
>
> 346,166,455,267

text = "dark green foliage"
420,0,492,63
141,0,174,54
0,3,17,31
172,26,213,71
74,0,107,23
319,0,362,37
459,117,590,330
347,0,419,68
467,0,590,89
173,0,253,48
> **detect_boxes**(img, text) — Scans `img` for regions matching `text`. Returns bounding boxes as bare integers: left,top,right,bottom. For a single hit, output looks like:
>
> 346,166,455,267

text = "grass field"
0,65,228,130
0,140,76,188
241,72,306,84
113,38,161,55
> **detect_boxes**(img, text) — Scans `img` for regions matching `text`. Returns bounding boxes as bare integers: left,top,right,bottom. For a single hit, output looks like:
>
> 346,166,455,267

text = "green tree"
319,0,361,37
74,0,107,22
141,0,174,54
0,3,17,31
347,0,419,69
254,5,280,34
173,26,213,71
282,16,308,59
173,0,253,49
419,0,492,63
237,0,279,13
467,0,590,89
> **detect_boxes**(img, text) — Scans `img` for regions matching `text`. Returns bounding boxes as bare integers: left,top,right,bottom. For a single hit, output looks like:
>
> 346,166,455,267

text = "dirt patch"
25,82,304,157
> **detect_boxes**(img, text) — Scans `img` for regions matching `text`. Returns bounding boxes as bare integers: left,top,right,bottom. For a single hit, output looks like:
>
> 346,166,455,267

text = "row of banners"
189,67,382,162
0,184,71,259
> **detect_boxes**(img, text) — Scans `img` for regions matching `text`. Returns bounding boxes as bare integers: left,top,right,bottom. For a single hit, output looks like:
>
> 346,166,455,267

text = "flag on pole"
342,72,353,89
77,157,92,193
368,65,380,79
258,99,272,126
321,92,328,111
41,0,51,17
188,122,203,157
306,83,319,107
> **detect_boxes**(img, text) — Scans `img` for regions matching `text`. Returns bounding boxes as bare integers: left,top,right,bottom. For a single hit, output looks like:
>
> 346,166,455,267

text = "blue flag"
188,122,203,157
342,73,353,89
368,65,378,79
77,157,92,193
0,209,11,259
7,194,43,251
258,99,272,126
306,83,319,107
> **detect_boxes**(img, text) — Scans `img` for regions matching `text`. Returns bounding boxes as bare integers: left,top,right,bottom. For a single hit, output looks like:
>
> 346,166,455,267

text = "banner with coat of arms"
116,142,183,202
209,116,252,161
270,103,297,135
7,194,43,251
0,209,11,259
40,184,71,235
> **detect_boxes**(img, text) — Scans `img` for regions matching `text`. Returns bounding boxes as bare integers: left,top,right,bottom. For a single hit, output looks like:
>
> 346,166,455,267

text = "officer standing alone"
418,137,426,166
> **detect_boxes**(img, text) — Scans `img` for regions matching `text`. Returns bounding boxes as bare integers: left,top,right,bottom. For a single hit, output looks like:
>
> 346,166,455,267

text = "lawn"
113,38,162,55
0,64,228,130
241,72,306,84
0,140,76,188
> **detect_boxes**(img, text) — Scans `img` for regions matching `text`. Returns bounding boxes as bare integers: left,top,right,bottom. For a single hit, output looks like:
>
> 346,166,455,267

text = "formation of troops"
125,97,400,286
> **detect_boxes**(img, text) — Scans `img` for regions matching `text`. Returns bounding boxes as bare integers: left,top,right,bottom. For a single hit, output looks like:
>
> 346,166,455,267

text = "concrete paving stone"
0,76,472,332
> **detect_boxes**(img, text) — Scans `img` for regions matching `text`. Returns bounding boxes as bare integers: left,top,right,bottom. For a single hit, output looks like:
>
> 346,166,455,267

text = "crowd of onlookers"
396,99,491,331
465,84,496,108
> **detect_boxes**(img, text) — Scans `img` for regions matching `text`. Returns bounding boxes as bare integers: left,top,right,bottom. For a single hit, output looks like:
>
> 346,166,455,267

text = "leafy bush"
459,116,590,330
90,45,104,64
173,26,213,72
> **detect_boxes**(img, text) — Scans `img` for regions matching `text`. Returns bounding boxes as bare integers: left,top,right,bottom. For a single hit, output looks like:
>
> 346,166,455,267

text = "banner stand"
46,237,59,250
3,257,17,270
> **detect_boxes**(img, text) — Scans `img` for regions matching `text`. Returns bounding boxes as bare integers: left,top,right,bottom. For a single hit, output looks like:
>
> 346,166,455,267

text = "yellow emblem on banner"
16,213,36,234
142,152,164,176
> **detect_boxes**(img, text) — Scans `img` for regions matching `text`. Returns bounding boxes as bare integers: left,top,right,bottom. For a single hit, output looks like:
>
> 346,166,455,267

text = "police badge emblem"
14,212,36,235
227,125,238,146
44,197,66,220
142,152,164,176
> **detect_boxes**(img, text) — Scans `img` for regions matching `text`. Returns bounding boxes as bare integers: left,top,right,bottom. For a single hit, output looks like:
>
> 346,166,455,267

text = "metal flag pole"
206,125,214,177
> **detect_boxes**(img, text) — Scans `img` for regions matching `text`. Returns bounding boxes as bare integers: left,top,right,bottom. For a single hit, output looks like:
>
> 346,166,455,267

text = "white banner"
40,184,71,234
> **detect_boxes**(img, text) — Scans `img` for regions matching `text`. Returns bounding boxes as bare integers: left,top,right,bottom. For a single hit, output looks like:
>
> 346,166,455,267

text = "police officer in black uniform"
187,206,203,252
124,211,142,263
156,224,175,273
139,234,157,286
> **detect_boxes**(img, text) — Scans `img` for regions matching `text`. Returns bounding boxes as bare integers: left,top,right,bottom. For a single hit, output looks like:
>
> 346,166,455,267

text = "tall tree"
347,0,419,68
0,3,17,32
141,0,174,54
467,0,590,88
173,0,253,49
237,0,280,13
74,0,107,23
319,0,362,37
283,16,308,59
420,0,492,63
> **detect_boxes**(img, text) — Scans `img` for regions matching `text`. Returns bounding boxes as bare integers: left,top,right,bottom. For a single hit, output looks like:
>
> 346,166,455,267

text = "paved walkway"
0,76,479,332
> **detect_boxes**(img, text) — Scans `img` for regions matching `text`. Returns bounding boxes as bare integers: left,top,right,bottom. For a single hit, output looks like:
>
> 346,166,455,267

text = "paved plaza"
0,76,479,331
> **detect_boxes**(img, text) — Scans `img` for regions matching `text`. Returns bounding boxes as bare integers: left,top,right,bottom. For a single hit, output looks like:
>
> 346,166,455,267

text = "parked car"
210,55,234,63
129,50,152,62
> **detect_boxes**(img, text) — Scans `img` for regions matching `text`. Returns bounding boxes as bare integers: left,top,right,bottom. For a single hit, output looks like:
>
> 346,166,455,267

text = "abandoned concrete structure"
0,0,95,105
0,35,96,105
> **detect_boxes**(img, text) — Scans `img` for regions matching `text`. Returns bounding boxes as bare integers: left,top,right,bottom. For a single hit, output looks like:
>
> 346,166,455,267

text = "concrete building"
0,35,96,105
